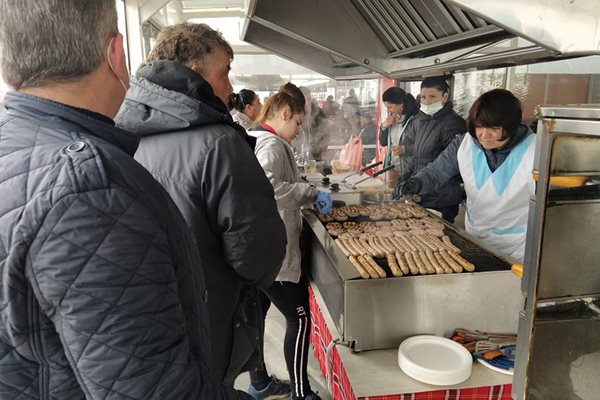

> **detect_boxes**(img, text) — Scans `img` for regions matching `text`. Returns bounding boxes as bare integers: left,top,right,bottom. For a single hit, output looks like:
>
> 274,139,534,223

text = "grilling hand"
315,191,332,214
402,178,422,195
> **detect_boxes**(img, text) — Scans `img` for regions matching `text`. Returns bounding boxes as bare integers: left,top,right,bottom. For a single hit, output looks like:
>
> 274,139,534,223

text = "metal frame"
303,208,522,352
513,105,600,400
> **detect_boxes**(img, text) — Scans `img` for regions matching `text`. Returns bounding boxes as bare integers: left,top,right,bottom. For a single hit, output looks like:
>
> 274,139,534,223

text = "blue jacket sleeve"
415,134,463,195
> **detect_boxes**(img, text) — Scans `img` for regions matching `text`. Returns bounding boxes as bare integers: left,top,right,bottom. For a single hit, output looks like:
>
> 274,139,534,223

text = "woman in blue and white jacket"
399,89,535,263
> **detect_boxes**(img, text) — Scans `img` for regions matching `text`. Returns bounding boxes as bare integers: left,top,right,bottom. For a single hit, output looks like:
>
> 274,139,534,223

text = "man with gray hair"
115,23,289,396
0,1,250,399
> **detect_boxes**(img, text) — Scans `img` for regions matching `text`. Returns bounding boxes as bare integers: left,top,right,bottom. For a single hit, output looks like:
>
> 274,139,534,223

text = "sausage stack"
318,204,475,279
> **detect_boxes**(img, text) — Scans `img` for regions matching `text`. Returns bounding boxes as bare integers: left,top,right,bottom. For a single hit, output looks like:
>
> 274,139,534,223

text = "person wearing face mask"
394,76,466,223
250,84,331,400
399,89,535,262
228,88,262,130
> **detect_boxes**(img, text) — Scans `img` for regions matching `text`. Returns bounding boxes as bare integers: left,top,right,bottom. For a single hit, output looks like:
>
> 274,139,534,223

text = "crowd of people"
0,2,535,400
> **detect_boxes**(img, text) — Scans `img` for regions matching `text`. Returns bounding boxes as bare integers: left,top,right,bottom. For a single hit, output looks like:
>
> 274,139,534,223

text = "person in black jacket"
115,23,289,393
395,77,466,222
0,2,249,399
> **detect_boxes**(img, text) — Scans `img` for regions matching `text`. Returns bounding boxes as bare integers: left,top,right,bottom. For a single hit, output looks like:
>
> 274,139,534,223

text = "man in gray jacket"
116,23,288,389
0,1,250,399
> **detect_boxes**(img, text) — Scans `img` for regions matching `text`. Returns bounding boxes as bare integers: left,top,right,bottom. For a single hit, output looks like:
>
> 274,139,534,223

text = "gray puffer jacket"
115,60,287,384
400,104,466,209
0,92,249,399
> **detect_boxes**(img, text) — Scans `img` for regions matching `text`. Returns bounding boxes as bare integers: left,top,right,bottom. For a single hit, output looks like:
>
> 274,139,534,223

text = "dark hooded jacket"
115,60,287,384
399,103,466,209
0,92,249,399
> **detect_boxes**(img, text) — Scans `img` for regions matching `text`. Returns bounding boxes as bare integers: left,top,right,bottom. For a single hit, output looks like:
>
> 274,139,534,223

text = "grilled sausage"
442,235,461,253
348,255,370,279
426,250,445,274
434,251,454,274
335,239,351,257
440,249,463,273
448,251,476,272
386,254,403,277
418,251,436,274
395,251,410,275
358,255,381,278
364,255,387,278
404,252,420,275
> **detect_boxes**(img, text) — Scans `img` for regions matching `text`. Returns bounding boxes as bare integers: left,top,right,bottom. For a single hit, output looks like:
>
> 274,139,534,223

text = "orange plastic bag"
339,134,364,172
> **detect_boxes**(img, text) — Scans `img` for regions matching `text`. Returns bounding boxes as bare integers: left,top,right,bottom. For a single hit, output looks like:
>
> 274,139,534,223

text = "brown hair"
279,82,306,105
143,23,233,71
467,89,522,140
255,83,305,125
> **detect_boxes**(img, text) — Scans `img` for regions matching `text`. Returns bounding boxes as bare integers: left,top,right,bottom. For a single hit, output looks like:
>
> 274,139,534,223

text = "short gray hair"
0,0,118,89
143,23,233,72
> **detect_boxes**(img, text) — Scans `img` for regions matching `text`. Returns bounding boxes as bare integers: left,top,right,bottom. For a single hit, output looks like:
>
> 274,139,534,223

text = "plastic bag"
369,144,398,187
338,134,364,172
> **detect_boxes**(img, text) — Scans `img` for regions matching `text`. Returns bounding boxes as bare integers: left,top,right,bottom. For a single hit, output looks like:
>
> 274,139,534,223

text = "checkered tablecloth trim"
308,286,512,400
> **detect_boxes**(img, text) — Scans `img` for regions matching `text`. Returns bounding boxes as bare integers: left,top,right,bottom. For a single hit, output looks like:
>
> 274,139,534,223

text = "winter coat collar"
474,124,531,172
138,60,229,114
3,91,139,155
116,60,256,150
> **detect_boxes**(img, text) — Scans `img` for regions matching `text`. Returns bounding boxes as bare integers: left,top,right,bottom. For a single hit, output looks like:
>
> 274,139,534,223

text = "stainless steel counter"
310,283,513,397
303,206,523,352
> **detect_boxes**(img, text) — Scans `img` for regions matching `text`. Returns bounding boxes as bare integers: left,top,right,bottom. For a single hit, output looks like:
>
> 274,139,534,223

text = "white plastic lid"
398,335,473,386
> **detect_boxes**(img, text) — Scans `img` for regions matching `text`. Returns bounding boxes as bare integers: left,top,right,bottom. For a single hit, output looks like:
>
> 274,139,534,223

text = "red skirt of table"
308,285,512,400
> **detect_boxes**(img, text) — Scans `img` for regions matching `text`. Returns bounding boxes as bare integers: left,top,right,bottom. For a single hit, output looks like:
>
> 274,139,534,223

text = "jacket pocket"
222,286,263,384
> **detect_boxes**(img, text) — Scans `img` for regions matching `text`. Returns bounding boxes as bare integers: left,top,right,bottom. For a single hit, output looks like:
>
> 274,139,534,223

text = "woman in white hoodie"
248,84,331,400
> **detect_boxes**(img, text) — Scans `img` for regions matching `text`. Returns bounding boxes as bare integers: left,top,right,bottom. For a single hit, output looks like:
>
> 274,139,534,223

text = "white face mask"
107,36,129,93
420,101,443,116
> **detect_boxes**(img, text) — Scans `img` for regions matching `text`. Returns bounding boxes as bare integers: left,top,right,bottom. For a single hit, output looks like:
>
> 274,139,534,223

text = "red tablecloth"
308,286,512,400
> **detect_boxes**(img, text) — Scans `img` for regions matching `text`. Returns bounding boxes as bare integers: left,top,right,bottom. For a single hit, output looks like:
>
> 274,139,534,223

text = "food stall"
513,105,600,400
237,0,600,398
298,195,519,398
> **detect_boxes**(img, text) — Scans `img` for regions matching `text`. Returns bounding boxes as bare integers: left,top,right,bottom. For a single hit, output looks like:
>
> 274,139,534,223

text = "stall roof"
241,0,600,80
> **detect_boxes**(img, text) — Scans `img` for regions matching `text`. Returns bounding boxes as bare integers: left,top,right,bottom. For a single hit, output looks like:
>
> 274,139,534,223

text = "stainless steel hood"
241,0,600,80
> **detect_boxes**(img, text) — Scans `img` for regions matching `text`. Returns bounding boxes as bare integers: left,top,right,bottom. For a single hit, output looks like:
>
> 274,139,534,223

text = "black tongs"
351,165,395,189
341,161,383,183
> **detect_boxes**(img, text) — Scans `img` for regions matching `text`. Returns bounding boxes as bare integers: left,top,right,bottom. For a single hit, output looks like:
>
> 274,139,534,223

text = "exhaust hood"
241,0,600,80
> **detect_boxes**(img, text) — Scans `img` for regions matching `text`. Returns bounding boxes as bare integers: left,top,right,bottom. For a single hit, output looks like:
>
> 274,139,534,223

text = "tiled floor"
235,305,332,399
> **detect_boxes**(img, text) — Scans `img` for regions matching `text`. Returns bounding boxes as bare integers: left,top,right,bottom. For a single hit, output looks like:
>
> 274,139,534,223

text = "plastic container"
398,335,473,386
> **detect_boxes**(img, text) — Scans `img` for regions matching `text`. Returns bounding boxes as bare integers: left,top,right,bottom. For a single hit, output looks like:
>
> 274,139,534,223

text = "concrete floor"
234,305,332,399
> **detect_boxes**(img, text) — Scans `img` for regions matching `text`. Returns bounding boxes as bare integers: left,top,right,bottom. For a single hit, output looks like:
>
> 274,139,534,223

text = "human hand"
391,145,404,156
314,191,333,214
381,114,397,129
401,178,421,195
